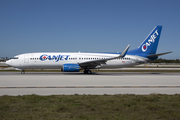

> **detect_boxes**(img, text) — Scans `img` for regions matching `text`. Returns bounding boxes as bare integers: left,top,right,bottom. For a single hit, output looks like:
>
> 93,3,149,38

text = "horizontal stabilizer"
147,51,172,58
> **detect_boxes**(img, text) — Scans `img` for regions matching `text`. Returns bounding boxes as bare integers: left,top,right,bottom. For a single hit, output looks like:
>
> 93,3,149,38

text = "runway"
0,72,180,95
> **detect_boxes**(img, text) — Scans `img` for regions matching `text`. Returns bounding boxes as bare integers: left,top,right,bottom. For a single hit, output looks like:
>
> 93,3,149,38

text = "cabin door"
24,55,29,63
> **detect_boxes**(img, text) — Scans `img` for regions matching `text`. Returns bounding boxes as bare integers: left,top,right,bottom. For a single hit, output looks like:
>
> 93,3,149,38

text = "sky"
0,0,180,59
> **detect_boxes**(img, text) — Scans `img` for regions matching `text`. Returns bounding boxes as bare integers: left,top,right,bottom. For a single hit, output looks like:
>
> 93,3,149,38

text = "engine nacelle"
62,64,80,72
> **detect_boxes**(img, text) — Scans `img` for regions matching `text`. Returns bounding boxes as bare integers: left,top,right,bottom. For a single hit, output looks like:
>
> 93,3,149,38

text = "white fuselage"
6,52,149,70
5,26,170,73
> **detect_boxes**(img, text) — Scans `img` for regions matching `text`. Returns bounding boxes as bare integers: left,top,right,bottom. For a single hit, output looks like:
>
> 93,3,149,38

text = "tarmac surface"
0,72,180,96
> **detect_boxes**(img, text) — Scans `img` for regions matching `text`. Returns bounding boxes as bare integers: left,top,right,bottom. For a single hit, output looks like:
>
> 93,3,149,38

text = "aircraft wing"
79,45,130,69
147,51,172,58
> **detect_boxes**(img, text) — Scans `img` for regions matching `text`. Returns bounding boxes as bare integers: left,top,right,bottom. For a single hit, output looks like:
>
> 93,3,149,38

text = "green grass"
0,94,180,120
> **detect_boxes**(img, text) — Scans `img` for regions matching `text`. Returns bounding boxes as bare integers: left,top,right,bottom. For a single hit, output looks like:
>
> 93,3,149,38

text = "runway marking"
0,86,180,89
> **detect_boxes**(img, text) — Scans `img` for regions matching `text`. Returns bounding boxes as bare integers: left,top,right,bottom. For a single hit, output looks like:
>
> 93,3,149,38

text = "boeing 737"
6,26,172,74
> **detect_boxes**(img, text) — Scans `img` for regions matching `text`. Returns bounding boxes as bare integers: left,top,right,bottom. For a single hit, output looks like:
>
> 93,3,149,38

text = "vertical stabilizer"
128,26,162,56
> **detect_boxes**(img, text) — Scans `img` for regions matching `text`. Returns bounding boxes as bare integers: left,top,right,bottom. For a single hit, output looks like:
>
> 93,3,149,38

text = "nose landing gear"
21,70,25,74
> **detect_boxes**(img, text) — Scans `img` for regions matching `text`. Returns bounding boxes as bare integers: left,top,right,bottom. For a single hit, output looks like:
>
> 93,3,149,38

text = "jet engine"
62,64,80,72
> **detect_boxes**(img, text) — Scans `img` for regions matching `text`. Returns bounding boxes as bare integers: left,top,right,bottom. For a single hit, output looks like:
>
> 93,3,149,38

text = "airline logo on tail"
142,30,159,52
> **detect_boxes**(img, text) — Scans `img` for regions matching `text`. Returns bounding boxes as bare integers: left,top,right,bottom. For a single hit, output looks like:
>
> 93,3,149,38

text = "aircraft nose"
5,60,12,66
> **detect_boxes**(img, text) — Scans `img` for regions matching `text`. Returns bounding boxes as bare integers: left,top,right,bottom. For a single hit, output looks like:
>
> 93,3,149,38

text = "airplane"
6,26,172,74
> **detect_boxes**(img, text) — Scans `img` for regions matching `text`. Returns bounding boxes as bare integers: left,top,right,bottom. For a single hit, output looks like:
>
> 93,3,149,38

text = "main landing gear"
84,69,92,74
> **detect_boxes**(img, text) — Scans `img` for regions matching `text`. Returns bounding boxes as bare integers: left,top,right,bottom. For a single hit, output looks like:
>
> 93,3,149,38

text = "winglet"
118,44,130,58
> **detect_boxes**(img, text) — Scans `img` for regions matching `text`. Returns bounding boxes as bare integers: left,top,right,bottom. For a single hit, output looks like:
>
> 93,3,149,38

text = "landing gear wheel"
84,69,92,74
21,70,25,74
87,70,92,74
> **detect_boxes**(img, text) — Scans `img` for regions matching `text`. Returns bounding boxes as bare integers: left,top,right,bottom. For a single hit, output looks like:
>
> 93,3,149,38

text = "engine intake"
62,64,80,72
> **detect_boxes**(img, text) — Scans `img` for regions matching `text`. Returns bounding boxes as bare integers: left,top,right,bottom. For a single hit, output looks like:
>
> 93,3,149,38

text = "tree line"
151,58,180,63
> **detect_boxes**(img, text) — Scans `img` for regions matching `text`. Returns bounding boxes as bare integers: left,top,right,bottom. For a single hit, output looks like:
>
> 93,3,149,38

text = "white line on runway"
1,86,180,88
1,72,180,95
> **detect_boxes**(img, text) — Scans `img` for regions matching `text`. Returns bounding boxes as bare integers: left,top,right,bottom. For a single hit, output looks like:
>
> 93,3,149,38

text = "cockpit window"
13,57,19,59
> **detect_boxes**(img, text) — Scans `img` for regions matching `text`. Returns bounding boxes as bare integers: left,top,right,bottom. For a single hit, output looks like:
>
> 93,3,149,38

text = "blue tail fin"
128,26,162,57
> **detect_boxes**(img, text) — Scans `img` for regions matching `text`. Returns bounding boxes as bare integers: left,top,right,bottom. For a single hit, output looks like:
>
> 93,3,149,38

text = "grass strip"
0,94,180,120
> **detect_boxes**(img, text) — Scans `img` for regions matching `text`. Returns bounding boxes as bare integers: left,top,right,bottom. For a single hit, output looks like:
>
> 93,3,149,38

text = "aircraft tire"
84,69,92,74
21,70,25,74
88,70,92,74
